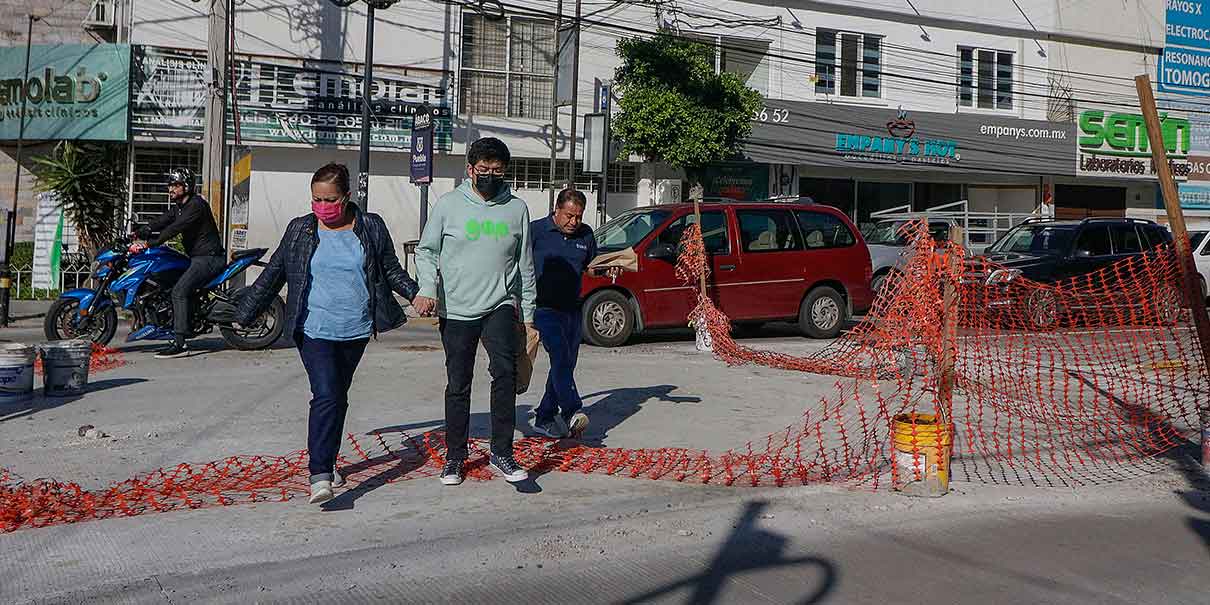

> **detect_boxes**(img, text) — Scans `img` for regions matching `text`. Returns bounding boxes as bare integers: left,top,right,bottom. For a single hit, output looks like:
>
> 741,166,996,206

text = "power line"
442,0,1210,118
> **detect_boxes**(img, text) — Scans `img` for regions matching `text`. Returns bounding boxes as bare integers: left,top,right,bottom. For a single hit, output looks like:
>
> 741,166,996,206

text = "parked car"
864,218,958,294
969,217,1176,329
1189,230,1210,300
579,200,874,347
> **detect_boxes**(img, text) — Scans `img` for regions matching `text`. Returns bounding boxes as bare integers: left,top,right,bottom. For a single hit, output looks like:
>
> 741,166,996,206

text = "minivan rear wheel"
583,290,635,347
799,286,847,339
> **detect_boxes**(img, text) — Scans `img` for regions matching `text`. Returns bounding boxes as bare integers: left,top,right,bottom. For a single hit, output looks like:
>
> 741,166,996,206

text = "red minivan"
580,200,874,347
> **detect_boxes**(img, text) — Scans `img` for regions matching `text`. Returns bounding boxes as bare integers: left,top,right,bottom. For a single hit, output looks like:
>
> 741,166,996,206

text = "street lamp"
328,0,400,211
0,14,41,327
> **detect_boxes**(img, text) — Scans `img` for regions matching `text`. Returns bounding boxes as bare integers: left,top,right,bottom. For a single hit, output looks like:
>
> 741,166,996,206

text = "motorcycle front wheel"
220,294,285,350
44,298,118,346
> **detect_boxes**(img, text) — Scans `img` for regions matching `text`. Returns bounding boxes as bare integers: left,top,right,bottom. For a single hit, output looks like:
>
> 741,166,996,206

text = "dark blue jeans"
534,307,583,423
297,334,369,483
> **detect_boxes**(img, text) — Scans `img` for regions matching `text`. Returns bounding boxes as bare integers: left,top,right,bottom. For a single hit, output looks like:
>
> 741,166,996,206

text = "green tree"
612,33,763,199
30,141,128,258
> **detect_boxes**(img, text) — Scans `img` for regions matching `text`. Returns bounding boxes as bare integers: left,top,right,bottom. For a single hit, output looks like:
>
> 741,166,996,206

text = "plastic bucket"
892,413,954,497
0,343,36,403
40,340,93,397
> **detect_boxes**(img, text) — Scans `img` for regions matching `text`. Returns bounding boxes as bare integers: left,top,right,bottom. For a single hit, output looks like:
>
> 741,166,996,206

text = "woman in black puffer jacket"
237,162,418,506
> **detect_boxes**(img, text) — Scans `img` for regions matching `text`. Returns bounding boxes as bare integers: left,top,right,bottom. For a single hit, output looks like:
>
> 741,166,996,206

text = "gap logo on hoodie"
466,219,511,241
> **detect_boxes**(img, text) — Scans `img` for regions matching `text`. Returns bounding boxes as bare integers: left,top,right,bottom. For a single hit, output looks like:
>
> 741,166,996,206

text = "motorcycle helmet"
165,168,196,195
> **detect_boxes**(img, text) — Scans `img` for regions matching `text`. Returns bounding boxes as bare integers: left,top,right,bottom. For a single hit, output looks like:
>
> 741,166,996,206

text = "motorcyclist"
133,168,226,359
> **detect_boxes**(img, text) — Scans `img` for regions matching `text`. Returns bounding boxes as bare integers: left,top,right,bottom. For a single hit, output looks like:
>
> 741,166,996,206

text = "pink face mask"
312,201,346,226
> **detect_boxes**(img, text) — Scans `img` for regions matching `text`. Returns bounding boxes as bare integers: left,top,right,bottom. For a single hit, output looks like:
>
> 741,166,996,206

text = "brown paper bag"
515,322,541,394
587,247,639,274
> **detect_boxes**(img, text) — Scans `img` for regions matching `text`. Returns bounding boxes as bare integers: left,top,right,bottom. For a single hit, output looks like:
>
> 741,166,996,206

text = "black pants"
298,334,369,482
440,305,518,460
172,255,226,343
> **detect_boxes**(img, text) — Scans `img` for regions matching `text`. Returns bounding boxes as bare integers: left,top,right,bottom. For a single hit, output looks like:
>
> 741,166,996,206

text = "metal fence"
9,258,94,300
870,200,1035,254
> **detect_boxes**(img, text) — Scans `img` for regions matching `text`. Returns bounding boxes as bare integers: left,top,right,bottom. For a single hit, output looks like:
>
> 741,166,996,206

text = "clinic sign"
1161,0,1210,94
130,46,452,151
1076,109,1191,179
0,44,130,141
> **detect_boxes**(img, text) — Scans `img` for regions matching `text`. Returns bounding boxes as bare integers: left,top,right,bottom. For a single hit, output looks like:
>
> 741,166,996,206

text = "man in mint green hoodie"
413,137,537,485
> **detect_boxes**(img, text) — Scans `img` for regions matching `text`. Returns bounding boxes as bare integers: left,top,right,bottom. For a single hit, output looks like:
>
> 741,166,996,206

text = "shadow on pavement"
619,501,837,604
1072,372,1210,558
577,385,702,445
0,378,149,423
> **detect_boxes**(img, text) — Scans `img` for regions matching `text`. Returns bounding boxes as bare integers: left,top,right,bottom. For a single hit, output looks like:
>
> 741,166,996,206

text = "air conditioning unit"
83,0,116,30
655,179,682,204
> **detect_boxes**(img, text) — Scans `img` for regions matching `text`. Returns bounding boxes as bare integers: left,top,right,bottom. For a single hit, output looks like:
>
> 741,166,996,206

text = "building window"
504,159,638,193
959,47,1013,110
816,29,881,98
459,13,555,119
688,35,770,95
131,146,202,221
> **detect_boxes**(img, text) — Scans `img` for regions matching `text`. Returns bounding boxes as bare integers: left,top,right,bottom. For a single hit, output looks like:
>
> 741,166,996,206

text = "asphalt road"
2,309,1209,604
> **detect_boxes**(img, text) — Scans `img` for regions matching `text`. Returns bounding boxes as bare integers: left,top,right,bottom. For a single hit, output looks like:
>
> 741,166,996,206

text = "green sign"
1076,109,1191,179
0,44,130,141
703,163,768,201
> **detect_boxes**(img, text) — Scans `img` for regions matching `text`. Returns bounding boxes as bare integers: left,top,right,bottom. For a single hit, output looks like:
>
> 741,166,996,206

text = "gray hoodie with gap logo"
415,180,537,322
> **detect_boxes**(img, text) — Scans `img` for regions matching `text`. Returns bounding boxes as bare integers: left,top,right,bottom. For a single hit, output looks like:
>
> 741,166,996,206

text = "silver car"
864,219,958,294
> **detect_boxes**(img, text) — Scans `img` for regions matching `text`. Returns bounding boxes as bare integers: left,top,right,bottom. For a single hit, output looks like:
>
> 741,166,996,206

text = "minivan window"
795,210,856,248
595,209,672,252
737,209,803,253
656,212,730,254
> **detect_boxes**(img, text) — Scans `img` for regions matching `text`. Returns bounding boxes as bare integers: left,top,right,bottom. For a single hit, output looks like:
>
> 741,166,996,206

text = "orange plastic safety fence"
2,221,1206,532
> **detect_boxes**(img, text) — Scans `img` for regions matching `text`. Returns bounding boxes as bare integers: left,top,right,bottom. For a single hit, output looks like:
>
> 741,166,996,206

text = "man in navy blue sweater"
529,189,597,439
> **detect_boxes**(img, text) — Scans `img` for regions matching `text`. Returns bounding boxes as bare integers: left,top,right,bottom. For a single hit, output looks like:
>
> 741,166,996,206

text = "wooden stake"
1135,75,1210,465
935,225,963,429
693,197,707,294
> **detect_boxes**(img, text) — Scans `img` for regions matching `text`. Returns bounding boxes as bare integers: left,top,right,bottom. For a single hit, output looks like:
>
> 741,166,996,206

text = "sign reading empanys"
0,44,130,142
744,99,1075,176
1076,109,1191,179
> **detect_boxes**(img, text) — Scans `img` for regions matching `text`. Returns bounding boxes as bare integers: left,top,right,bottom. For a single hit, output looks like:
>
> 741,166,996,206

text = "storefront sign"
1161,1,1210,94
1076,109,1191,179
410,109,433,184
0,44,129,141
703,163,768,201
745,100,1075,176
130,46,453,151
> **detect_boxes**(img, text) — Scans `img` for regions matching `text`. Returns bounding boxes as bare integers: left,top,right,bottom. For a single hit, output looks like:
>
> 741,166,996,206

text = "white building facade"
87,0,1202,257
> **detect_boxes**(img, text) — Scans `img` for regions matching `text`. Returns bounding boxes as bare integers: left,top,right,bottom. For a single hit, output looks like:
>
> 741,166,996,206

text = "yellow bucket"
892,413,953,497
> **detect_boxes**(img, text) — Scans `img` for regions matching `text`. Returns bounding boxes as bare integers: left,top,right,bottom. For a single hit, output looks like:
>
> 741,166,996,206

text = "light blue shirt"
303,229,372,341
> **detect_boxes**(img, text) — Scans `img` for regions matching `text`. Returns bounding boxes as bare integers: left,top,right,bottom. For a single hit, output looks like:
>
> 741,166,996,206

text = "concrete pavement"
1,316,1209,603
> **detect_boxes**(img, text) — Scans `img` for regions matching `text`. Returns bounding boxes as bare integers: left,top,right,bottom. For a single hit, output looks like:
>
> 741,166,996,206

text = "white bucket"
41,340,92,397
0,343,36,403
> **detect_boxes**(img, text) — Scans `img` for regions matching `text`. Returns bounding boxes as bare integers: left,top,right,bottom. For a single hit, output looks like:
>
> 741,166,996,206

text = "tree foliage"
612,34,763,184
30,141,128,258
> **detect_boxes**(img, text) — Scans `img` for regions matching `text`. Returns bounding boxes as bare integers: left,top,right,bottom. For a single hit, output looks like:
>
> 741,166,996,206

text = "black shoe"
440,458,465,486
489,453,529,483
155,342,190,359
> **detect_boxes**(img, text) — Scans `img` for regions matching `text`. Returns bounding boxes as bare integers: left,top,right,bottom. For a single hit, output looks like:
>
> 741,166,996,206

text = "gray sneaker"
566,412,590,438
533,416,568,439
332,469,345,488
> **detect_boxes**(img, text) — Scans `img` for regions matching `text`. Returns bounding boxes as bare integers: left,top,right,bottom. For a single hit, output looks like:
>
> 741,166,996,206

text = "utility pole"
0,15,38,327
1135,75,1210,466
202,0,230,226
357,2,376,210
567,0,582,192
548,0,564,212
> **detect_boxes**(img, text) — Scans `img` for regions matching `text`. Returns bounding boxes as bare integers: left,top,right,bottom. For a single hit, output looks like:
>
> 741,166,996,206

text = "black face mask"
475,174,506,199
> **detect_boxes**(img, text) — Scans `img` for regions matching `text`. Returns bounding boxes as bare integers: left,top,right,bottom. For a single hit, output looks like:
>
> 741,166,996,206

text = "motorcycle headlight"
986,269,1022,285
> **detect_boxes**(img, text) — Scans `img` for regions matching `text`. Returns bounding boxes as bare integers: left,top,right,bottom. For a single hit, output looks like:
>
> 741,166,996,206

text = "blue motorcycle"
44,235,285,350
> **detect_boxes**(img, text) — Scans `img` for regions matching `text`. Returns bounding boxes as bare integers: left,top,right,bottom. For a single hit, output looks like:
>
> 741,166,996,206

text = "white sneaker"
309,481,334,505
